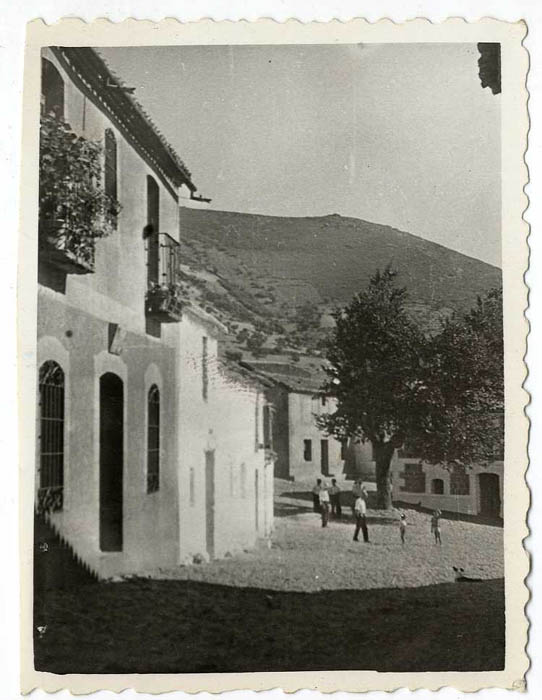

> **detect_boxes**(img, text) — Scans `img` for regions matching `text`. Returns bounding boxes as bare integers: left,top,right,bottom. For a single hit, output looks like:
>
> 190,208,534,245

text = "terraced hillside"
178,207,501,358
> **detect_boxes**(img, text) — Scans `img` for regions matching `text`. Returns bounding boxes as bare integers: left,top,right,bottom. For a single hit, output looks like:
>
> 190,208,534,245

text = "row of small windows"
400,463,471,496
37,359,161,511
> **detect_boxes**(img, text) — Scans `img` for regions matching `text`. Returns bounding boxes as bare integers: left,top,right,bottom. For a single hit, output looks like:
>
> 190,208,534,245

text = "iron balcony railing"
145,232,185,322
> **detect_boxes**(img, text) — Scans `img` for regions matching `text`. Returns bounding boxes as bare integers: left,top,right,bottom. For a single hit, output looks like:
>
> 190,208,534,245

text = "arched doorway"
99,372,124,551
478,472,501,518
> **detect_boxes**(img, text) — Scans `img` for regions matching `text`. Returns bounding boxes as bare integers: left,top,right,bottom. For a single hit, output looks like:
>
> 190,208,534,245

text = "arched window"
104,129,118,226
38,360,65,512
431,478,444,495
147,384,160,493
41,58,65,119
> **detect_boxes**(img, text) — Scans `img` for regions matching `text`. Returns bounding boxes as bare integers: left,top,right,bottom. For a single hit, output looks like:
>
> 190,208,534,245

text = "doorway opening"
320,439,329,475
431,478,444,495
99,372,124,552
478,472,501,518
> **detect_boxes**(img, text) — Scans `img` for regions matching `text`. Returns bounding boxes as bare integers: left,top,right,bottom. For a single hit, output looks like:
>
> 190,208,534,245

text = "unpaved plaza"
34,481,505,674
150,480,504,592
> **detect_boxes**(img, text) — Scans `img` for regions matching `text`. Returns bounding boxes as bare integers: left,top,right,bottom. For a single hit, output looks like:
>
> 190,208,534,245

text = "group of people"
311,478,370,542
311,478,444,546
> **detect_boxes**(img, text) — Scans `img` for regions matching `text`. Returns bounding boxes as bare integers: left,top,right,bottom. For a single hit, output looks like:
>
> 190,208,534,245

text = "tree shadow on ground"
34,576,504,675
280,490,380,512
394,501,503,528
274,501,314,518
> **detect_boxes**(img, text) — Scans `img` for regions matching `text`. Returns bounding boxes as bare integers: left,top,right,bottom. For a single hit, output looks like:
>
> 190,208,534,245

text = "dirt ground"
150,479,504,591
34,479,505,674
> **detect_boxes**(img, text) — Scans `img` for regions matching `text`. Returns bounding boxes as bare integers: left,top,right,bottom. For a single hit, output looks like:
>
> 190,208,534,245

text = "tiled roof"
240,360,327,394
218,359,276,391
51,47,196,195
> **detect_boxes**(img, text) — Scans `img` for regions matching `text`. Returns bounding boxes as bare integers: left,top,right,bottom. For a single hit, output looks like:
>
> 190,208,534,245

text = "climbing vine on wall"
39,115,121,265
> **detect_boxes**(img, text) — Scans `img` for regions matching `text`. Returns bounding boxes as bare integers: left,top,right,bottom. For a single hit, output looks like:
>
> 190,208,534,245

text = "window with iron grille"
400,462,426,493
147,384,160,493
104,129,118,226
38,360,65,512
450,465,470,495
303,439,312,462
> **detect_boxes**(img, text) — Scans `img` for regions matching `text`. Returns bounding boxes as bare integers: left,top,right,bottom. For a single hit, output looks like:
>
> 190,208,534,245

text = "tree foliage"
318,267,504,508
408,286,504,465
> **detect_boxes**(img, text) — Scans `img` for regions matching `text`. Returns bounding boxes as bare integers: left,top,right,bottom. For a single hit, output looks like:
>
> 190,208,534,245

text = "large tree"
407,286,504,466
317,267,426,508
318,268,503,509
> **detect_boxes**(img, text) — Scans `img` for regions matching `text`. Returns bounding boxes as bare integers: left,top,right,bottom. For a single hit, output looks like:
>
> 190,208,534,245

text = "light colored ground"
151,479,503,592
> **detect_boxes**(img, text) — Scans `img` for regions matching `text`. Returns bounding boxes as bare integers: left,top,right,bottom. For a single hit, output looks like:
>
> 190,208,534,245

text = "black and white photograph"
19,17,529,694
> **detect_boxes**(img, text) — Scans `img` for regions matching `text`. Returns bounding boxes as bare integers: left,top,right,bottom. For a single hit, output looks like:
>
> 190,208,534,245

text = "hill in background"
178,207,501,360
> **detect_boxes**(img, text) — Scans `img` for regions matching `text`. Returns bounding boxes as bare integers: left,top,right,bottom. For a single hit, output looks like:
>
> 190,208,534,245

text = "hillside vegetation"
178,207,501,358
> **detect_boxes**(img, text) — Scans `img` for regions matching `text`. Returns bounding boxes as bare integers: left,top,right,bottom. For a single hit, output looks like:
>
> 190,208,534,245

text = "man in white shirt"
312,478,322,512
319,483,330,528
353,494,369,542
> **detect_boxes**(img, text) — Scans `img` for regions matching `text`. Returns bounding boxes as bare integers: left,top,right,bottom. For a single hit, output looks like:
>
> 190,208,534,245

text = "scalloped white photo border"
17,16,529,695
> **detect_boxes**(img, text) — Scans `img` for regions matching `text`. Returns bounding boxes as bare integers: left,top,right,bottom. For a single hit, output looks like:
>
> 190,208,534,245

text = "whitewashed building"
36,47,273,580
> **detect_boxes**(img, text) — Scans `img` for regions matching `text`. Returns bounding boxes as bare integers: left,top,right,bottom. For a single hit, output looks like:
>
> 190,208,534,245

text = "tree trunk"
374,442,395,510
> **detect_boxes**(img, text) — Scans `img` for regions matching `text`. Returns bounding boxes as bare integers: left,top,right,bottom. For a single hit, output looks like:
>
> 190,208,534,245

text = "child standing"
431,509,442,545
399,512,407,545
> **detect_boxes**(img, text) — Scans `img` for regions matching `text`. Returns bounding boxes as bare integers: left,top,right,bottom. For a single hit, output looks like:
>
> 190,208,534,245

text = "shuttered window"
104,129,118,227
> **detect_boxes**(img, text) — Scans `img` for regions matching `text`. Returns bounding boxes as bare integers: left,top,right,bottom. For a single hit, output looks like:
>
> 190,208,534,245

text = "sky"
98,43,501,267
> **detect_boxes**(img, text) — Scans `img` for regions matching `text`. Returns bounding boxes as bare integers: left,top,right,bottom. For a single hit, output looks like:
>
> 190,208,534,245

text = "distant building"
241,361,347,481
36,47,273,580
391,446,503,518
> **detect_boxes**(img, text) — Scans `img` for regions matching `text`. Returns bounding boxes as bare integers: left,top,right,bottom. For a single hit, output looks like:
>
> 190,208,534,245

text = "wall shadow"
34,576,504,675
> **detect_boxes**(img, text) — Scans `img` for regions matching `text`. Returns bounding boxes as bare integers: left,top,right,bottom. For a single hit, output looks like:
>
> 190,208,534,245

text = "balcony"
39,219,96,275
145,232,185,323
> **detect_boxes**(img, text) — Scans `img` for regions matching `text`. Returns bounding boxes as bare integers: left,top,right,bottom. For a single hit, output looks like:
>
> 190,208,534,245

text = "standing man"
351,479,368,515
329,478,342,519
312,478,322,513
353,492,369,542
319,482,331,528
